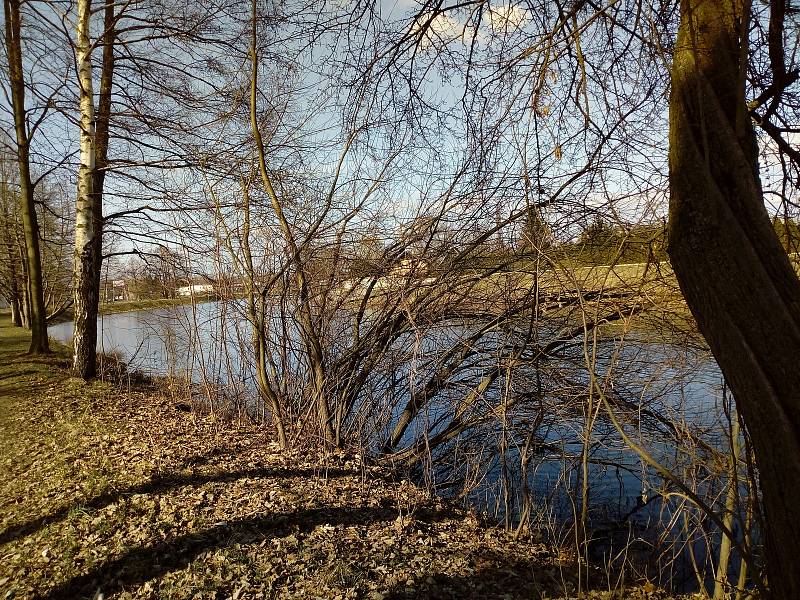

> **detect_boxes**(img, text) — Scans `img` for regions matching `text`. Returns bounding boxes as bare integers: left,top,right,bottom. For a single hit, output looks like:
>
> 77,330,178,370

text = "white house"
177,283,214,297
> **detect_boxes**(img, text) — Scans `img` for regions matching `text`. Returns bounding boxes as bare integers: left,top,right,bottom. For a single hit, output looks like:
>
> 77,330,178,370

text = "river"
49,300,741,591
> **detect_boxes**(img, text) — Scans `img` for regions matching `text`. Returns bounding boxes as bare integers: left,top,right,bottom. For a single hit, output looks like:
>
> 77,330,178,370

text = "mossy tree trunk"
668,1,800,597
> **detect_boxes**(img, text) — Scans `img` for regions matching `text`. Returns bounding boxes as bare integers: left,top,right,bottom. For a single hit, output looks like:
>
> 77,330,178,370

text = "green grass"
0,312,152,597
0,312,70,398
0,311,115,524
99,295,214,316
0,314,29,352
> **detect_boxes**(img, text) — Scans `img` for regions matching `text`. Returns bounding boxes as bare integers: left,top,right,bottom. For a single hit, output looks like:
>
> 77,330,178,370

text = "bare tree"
0,149,24,326
668,0,800,597
2,0,49,352
70,0,117,378
5,0,798,595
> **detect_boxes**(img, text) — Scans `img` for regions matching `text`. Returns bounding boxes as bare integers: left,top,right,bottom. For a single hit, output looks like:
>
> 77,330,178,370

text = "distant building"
177,283,214,297
111,280,126,301
102,279,130,302
391,252,429,277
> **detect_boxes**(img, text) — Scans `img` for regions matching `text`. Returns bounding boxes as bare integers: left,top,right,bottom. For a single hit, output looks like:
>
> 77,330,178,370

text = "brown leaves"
0,346,686,600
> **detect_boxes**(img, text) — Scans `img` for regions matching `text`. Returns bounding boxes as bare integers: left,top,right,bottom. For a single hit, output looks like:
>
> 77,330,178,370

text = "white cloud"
406,3,530,52
486,4,529,30
410,11,465,49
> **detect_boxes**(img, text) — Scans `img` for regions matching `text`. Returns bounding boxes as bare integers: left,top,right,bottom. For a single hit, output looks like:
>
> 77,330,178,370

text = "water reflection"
49,300,738,592
50,301,251,383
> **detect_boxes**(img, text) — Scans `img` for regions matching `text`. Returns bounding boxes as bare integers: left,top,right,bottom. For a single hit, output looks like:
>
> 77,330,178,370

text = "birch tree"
72,0,114,379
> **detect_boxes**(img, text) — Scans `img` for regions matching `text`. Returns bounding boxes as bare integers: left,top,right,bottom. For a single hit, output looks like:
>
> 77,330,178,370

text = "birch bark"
72,0,109,379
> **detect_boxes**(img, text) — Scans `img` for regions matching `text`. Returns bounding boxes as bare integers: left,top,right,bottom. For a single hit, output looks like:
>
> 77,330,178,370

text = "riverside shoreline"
1,315,696,599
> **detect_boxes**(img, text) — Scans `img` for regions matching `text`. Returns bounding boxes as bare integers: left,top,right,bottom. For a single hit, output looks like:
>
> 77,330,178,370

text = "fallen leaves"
0,347,695,600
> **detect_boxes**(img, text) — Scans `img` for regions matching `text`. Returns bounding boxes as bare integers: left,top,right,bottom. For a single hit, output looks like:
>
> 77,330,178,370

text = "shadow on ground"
384,563,558,600
0,350,70,398
40,503,459,600
0,465,355,546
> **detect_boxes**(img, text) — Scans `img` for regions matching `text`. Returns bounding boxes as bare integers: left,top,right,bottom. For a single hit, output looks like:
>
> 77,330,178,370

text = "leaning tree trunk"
668,1,800,597
248,0,335,446
3,0,48,353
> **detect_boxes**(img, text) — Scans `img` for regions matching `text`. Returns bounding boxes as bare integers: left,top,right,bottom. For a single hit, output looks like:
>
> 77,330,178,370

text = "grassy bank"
46,297,208,326
1,315,696,599
99,296,216,316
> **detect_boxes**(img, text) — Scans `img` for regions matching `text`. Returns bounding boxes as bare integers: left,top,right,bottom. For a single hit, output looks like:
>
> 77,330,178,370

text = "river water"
49,300,741,591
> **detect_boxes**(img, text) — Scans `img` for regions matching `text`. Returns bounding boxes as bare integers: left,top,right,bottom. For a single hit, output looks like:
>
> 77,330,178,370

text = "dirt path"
0,318,685,599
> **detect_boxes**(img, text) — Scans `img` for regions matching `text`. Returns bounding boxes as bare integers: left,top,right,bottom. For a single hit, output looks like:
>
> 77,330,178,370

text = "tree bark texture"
72,0,113,379
3,0,49,353
668,1,800,597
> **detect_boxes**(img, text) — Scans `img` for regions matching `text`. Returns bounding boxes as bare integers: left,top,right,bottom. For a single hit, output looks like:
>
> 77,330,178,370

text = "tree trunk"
668,1,800,597
0,177,23,328
7,253,23,328
3,0,49,353
72,0,114,379
713,414,741,599
10,298,22,327
240,180,288,448
248,0,335,446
